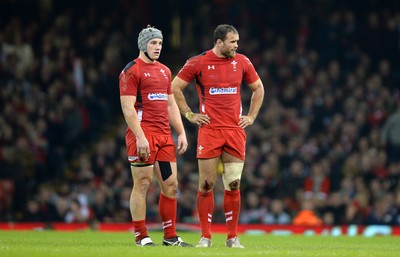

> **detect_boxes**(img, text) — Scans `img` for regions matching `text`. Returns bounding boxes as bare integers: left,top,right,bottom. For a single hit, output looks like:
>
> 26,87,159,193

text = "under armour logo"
198,145,204,154
144,73,151,77
208,65,215,70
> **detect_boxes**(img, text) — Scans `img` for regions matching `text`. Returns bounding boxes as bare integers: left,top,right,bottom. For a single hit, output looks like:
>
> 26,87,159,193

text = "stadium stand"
1,0,400,226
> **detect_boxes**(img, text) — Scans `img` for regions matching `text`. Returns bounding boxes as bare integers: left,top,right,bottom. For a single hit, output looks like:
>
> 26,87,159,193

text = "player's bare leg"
130,165,156,246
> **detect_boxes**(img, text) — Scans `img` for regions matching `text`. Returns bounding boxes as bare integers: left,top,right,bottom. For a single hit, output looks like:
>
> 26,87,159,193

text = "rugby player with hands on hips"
172,24,265,248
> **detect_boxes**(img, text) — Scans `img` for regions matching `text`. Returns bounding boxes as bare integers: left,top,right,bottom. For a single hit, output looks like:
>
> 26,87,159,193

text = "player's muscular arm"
172,76,210,126
120,95,150,157
172,77,191,115
239,78,264,128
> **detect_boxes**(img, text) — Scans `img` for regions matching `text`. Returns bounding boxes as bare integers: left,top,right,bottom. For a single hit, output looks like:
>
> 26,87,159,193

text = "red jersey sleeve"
119,65,139,96
176,55,201,82
240,55,259,84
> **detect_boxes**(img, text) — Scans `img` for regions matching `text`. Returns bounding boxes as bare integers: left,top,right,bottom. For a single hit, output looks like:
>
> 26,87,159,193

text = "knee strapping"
222,163,244,190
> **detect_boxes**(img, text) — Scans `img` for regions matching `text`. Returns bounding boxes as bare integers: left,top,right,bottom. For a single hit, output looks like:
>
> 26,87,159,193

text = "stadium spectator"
293,198,323,226
65,198,91,223
381,104,400,164
304,161,331,200
262,199,291,225
277,159,307,202
364,193,398,225
320,192,346,225
239,191,267,224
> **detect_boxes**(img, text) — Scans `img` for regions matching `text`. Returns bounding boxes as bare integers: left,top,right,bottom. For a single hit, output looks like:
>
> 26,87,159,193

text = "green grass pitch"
0,230,399,257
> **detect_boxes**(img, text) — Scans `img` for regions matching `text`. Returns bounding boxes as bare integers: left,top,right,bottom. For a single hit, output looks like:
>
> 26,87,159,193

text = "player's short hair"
138,25,163,52
213,24,238,44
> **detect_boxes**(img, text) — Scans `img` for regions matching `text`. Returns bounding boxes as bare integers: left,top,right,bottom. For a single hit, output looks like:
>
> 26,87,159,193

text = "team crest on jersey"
209,87,237,95
198,145,204,154
231,60,237,71
160,69,167,78
148,93,168,100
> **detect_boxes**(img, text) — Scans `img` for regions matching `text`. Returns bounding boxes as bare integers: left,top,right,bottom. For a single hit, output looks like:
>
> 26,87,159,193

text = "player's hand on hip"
238,115,254,128
191,113,210,126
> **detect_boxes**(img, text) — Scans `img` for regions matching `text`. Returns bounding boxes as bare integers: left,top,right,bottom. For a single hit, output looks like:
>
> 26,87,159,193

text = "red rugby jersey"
177,50,259,128
119,58,172,135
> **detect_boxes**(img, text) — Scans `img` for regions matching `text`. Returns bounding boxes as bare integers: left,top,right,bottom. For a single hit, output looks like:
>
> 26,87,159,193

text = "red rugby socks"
224,189,240,239
197,191,214,239
159,193,177,239
132,219,148,241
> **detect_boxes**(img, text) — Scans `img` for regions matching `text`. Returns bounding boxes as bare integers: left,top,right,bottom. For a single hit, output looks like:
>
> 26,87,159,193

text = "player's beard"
222,48,236,58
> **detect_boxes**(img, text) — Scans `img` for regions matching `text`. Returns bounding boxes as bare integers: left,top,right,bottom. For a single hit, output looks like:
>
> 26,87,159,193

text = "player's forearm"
120,96,146,139
121,106,145,140
247,83,264,120
172,85,191,115
126,114,146,139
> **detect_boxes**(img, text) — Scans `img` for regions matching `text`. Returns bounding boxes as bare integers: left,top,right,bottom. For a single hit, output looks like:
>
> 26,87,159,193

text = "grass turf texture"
0,230,399,257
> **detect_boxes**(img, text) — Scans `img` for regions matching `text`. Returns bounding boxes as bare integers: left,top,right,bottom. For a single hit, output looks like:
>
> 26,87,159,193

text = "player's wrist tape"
184,111,194,121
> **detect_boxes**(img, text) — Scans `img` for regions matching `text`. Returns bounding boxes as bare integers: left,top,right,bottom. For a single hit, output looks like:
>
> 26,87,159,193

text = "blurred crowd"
1,0,400,227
